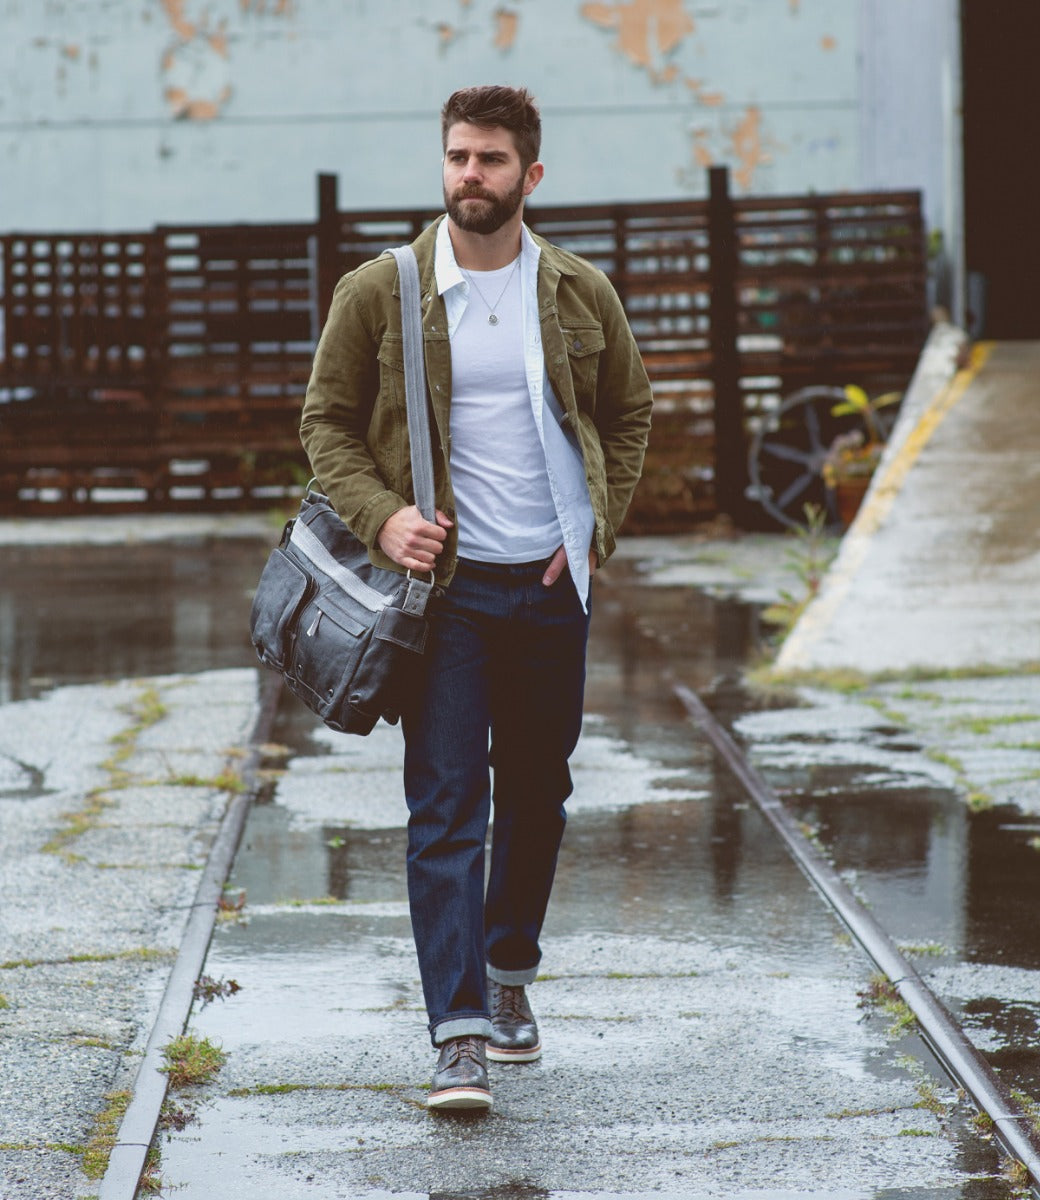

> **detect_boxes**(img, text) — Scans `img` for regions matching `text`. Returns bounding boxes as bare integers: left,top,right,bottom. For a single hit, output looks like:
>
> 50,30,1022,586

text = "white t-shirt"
449,258,563,563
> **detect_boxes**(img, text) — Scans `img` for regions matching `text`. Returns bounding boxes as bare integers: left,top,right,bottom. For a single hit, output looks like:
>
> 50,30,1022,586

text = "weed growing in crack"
759,504,836,642
160,1034,226,1089
81,1090,132,1181
857,974,917,1037
192,975,241,1008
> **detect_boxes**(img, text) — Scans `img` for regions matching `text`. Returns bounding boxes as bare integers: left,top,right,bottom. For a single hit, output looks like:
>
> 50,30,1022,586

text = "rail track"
674,681,1040,1197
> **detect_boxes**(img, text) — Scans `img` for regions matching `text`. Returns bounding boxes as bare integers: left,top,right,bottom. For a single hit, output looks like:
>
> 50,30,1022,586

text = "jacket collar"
403,215,579,302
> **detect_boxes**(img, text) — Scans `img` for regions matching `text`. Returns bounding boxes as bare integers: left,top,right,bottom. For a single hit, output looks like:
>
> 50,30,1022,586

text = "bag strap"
389,245,436,524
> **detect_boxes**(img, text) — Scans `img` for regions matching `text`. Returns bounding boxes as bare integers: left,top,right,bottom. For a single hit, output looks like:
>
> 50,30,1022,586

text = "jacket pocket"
376,334,407,410
561,322,606,402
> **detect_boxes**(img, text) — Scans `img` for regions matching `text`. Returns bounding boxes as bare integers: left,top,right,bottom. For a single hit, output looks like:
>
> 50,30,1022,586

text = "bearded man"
300,85,652,1111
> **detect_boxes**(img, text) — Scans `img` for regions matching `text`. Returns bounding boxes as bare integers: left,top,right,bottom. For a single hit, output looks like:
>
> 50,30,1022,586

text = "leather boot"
427,1035,492,1110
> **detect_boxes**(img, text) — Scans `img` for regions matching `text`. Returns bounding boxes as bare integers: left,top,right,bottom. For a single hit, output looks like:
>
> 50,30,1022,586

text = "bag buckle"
403,570,434,615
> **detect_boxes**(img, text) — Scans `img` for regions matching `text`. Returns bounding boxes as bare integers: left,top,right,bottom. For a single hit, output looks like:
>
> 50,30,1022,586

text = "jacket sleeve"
592,274,653,546
298,270,407,553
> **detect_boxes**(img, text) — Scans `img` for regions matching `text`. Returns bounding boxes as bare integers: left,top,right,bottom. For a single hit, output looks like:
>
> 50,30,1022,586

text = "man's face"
442,122,539,235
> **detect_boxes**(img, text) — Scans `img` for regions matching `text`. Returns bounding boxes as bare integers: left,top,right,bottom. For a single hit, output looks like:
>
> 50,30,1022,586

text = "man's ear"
523,161,544,197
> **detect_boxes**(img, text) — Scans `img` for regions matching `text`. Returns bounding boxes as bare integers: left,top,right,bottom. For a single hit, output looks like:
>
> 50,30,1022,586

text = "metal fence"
0,169,927,527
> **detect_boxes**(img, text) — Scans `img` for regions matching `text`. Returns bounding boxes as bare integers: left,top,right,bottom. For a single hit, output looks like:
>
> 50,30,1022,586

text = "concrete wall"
0,0,959,245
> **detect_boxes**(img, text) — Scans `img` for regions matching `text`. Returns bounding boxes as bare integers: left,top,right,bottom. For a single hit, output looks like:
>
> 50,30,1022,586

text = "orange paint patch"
651,63,680,85
437,22,457,47
161,0,197,40
699,90,724,107
208,24,229,59
62,44,81,60
729,105,770,191
494,9,519,50
166,84,233,121
582,0,695,69
821,35,837,50
691,129,713,167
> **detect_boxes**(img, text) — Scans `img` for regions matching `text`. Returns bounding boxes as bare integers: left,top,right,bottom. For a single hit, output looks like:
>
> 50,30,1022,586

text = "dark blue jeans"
400,557,590,1046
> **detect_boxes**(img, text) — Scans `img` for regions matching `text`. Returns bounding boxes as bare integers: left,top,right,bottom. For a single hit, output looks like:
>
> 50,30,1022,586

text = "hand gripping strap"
389,245,436,524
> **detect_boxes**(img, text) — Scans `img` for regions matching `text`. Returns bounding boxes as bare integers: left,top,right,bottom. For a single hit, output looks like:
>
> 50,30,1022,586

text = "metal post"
315,172,340,332
707,166,749,524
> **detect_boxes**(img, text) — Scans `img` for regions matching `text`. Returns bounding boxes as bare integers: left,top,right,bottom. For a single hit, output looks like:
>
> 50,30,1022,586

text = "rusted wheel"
746,386,853,530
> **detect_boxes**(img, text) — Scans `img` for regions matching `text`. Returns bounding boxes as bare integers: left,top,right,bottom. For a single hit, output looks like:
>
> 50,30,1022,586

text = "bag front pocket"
249,548,313,669
287,590,372,724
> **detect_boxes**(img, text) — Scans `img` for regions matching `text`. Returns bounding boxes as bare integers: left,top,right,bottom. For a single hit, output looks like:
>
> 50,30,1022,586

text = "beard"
444,173,526,235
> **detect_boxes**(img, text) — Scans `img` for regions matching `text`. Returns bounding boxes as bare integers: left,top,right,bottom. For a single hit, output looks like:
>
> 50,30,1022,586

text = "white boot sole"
486,1043,542,1063
427,1087,493,1111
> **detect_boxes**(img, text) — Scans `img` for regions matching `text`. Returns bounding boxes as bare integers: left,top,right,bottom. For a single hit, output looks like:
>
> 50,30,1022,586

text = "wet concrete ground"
1,525,1039,1196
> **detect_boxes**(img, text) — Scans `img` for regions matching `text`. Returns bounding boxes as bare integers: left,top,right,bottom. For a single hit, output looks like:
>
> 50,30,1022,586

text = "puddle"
0,538,266,704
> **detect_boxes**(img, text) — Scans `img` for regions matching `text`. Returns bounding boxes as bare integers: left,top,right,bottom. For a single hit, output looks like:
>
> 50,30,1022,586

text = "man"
300,85,652,1111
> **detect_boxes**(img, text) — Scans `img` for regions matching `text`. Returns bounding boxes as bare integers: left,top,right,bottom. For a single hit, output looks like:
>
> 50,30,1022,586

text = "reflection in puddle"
0,538,267,703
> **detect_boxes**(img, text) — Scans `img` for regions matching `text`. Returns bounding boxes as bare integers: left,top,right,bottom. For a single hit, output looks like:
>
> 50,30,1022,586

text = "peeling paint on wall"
493,8,519,50
581,0,695,70
1,0,894,230
161,0,198,41
157,0,297,121
729,105,774,191
429,0,521,55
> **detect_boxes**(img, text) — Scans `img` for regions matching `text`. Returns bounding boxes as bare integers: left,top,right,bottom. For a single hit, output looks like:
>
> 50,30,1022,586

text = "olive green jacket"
299,217,652,583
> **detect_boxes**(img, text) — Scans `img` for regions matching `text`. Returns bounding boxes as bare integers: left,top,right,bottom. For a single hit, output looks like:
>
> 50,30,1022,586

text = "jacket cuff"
348,490,408,562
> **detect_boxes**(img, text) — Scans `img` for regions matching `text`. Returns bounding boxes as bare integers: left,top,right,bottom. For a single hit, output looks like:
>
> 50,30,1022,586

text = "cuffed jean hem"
430,1016,493,1046
487,962,539,986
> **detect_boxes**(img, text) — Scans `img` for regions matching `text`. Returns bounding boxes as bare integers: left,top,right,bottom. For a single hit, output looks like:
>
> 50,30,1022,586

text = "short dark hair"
441,86,542,169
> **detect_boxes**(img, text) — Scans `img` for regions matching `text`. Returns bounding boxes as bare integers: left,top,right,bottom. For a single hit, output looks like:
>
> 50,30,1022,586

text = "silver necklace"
463,257,520,325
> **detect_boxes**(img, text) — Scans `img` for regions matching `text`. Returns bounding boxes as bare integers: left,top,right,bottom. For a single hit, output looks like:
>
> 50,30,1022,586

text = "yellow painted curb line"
775,341,994,671
852,340,994,537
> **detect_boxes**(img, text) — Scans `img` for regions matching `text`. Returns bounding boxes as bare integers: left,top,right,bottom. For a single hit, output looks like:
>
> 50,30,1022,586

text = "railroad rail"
674,681,1040,1195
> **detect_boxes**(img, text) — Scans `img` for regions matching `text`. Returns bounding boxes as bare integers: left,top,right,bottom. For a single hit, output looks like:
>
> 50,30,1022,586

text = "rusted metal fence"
0,170,927,526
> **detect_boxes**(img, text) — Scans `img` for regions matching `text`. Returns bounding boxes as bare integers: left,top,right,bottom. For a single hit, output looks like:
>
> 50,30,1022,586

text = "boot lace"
491,983,527,1022
446,1035,485,1066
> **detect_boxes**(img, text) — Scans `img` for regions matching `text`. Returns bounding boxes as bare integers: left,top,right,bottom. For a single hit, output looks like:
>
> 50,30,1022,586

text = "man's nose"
462,157,483,181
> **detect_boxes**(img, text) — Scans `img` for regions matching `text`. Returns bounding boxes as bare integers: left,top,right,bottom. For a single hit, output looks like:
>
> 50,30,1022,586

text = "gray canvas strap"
289,519,391,612
389,245,436,524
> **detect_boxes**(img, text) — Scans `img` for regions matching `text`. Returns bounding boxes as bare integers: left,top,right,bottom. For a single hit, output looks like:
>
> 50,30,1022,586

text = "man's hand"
541,545,598,588
377,506,453,572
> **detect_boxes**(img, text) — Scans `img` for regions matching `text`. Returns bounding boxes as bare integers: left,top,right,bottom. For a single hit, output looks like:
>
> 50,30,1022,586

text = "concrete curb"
775,322,972,675
99,675,282,1199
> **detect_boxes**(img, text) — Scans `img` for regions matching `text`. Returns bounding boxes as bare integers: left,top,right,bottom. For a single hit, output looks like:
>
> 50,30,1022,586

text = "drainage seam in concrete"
675,682,1040,1197
98,672,283,1200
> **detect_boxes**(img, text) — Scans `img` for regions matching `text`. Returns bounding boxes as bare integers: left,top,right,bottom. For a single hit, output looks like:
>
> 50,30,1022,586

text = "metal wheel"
746,386,854,530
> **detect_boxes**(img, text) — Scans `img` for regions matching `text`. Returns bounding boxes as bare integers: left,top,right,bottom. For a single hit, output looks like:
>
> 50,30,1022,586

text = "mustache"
454,187,496,202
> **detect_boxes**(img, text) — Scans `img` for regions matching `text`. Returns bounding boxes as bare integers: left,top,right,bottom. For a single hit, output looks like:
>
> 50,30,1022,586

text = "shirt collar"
434,217,540,297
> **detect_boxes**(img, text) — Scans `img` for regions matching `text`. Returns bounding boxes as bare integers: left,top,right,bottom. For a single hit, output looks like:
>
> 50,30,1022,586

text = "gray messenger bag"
249,245,435,735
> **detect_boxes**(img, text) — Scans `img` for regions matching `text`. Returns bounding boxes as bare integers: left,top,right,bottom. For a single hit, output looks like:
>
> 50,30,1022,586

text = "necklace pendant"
487,313,499,326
